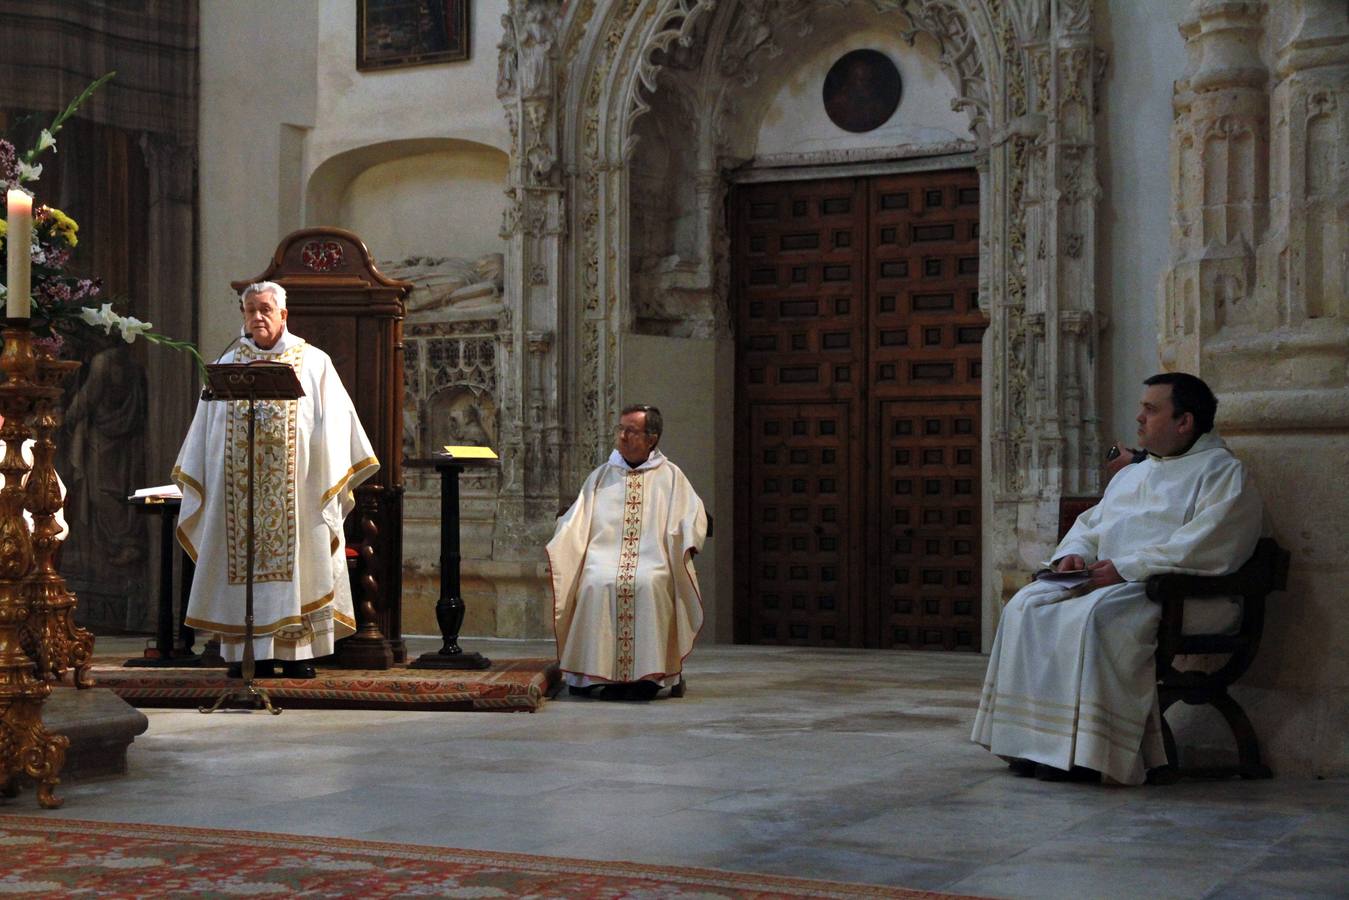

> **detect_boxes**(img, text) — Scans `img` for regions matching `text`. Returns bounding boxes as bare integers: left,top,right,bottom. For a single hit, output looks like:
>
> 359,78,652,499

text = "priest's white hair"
241,280,287,309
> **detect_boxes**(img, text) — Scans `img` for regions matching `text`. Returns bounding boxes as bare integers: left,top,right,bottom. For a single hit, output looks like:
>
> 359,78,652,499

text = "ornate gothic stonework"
535,0,1105,648
1160,0,1348,777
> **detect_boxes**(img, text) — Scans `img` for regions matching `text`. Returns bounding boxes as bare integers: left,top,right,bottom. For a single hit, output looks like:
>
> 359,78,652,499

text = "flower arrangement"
1,72,205,378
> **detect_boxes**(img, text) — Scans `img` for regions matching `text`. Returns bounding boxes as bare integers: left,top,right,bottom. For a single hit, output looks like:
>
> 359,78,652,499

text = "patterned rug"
0,816,967,899
87,657,559,712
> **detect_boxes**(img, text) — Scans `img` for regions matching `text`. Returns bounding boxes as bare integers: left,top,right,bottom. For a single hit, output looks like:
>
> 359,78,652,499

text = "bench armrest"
1146,571,1254,603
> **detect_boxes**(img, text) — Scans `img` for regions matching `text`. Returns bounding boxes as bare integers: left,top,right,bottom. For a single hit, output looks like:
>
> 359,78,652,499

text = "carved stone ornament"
482,0,1106,647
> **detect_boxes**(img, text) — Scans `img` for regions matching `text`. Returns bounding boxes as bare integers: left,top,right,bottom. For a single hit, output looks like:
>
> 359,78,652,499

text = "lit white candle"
6,188,33,319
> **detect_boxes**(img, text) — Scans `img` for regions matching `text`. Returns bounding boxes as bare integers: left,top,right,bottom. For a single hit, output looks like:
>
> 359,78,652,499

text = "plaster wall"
198,0,319,355
307,0,509,171
199,1,512,354
619,334,735,643
340,146,509,261
754,28,970,159
1096,1,1189,442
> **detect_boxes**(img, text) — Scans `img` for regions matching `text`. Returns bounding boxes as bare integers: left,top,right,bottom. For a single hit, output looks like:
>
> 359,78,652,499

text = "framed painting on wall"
357,0,470,71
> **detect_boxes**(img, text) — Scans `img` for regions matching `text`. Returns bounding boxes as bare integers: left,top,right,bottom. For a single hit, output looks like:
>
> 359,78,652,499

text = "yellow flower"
42,205,79,248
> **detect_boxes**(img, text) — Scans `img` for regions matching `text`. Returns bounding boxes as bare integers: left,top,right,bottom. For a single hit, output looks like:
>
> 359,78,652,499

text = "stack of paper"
130,484,182,501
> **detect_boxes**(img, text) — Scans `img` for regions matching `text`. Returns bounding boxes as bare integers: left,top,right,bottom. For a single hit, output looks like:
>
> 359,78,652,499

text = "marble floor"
32,636,1349,899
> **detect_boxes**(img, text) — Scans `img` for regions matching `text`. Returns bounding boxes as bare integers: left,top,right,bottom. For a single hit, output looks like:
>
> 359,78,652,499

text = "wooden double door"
732,170,984,651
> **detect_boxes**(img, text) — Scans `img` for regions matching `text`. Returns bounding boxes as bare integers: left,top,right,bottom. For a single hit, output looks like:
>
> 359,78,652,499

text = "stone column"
1163,0,1349,777
492,0,565,638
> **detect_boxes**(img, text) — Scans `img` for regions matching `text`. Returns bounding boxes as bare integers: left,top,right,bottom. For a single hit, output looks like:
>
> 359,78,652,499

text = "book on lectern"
130,484,183,501
441,445,498,460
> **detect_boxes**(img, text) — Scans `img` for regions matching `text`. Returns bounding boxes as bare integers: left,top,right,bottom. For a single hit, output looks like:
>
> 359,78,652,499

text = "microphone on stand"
199,332,247,401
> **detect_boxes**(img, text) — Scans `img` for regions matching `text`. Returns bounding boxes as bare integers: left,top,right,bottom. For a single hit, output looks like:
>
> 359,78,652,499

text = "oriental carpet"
0,816,970,899
87,656,559,712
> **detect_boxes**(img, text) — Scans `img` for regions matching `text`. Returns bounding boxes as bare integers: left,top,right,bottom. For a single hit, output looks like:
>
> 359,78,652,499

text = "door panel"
734,170,983,650
745,402,857,646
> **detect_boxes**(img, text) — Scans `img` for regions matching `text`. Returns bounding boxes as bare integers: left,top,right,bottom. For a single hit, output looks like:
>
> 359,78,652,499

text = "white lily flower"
17,160,42,182
117,315,153,343
78,306,105,328
94,302,118,333
36,130,56,153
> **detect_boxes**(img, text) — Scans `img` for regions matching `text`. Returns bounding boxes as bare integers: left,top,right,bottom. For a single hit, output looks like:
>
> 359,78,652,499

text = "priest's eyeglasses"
614,425,651,439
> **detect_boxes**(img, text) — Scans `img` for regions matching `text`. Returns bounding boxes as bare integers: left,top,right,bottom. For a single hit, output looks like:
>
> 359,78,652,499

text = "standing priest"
972,372,1264,784
548,404,707,701
172,281,378,679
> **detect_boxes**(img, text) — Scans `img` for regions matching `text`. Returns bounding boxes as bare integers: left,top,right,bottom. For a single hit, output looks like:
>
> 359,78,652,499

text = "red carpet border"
0,815,974,899
87,656,559,712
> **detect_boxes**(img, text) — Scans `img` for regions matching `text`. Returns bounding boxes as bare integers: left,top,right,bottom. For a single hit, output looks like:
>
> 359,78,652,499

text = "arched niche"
551,0,1105,646
305,138,509,260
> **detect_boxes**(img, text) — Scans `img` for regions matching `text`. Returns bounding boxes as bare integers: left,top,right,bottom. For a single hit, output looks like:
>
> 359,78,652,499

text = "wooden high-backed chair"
233,227,412,668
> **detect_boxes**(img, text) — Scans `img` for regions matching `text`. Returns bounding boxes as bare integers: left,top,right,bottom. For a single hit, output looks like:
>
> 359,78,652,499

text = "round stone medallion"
823,49,903,134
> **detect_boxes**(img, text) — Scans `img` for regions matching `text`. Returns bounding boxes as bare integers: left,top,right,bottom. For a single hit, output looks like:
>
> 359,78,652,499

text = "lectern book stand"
198,362,304,715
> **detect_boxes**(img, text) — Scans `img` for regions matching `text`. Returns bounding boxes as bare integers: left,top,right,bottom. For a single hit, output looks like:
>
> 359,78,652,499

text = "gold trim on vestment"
981,689,1147,755
224,342,305,585
613,470,644,681
170,465,203,562
186,614,307,636
321,457,379,506
185,588,340,637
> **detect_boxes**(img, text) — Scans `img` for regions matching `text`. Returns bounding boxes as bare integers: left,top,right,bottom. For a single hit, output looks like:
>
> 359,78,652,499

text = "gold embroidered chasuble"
172,330,378,662
548,449,707,685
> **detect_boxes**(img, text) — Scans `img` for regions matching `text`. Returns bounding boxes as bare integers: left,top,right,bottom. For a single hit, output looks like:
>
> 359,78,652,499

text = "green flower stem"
143,331,208,382
22,72,117,165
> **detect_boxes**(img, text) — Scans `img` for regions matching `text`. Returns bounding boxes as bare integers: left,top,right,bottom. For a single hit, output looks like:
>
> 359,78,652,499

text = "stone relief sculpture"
382,253,505,316
429,385,496,449
518,3,555,99
58,342,149,629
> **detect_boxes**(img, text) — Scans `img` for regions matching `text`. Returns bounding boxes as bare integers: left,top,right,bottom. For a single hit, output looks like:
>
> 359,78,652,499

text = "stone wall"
1160,0,1348,777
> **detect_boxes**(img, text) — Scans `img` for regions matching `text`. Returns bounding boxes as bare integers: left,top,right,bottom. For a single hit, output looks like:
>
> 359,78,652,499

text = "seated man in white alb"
972,373,1264,784
172,281,378,679
547,404,707,701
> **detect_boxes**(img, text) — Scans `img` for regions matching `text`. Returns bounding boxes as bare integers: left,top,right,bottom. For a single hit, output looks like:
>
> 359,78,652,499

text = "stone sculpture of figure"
384,253,505,314
518,2,555,99
61,342,148,574
497,13,518,100
450,402,492,446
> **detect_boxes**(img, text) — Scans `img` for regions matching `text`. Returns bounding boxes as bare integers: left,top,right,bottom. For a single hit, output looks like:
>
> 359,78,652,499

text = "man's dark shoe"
280,660,317,679
568,684,599,697
629,680,660,702
1007,757,1037,777
1035,763,1099,783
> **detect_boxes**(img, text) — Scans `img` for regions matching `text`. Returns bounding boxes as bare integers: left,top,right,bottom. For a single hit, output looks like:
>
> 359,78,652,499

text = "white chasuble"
972,432,1264,784
548,449,707,686
172,330,378,662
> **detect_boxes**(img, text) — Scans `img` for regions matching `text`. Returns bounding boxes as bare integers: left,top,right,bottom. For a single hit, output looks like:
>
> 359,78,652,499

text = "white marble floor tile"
18,637,1344,900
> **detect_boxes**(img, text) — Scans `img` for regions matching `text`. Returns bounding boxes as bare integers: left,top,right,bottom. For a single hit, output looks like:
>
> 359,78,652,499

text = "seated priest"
547,404,707,701
971,372,1264,785
172,281,378,679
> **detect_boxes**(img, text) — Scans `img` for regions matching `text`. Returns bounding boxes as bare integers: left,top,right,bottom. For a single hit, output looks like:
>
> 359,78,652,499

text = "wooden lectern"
197,361,304,715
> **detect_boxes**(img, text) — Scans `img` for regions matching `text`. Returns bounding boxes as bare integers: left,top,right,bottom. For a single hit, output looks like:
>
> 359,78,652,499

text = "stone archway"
496,0,1106,640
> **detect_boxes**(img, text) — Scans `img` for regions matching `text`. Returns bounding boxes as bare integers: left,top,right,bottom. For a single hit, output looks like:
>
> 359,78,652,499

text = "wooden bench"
1147,536,1289,781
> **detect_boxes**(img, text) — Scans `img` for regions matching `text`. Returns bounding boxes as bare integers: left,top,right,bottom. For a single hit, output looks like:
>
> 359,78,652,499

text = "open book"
1034,568,1090,588
130,484,182,501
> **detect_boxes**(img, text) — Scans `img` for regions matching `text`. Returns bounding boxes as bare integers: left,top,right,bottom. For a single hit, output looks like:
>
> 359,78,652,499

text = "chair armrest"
1146,571,1255,604
1146,539,1287,604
